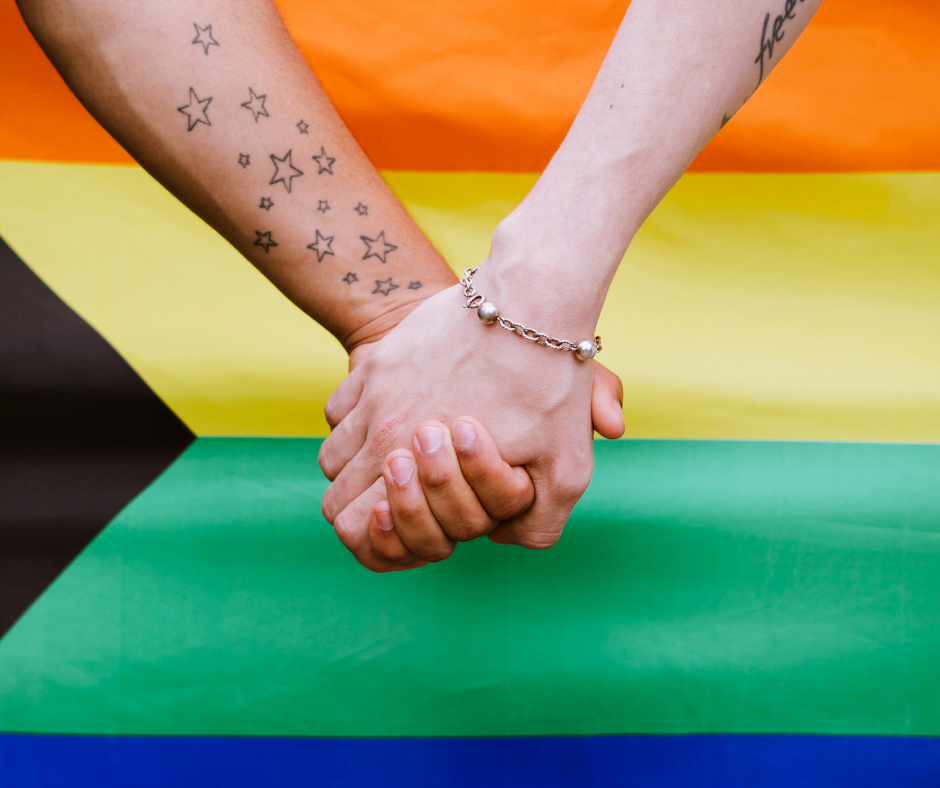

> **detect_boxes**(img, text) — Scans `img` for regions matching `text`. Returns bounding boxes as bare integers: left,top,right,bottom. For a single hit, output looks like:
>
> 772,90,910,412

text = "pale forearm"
17,0,455,351
483,0,823,334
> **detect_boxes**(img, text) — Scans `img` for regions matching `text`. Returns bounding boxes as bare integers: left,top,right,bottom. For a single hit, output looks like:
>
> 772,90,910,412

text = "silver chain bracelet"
459,267,602,361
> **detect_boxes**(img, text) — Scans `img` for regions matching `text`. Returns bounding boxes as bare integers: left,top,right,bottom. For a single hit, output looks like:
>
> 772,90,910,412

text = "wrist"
340,280,451,359
475,210,614,339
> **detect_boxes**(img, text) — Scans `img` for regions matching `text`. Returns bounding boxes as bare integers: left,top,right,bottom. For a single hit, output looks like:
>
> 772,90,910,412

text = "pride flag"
2,1,940,784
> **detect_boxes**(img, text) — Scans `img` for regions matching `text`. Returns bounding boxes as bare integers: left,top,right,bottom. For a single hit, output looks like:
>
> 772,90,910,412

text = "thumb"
590,361,625,439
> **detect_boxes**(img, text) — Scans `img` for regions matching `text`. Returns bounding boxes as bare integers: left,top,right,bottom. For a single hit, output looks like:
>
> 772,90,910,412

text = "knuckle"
321,489,340,525
317,442,338,481
555,470,592,504
447,516,491,543
419,541,455,563
374,541,410,565
323,399,341,428
421,465,457,491
487,494,529,522
394,496,426,521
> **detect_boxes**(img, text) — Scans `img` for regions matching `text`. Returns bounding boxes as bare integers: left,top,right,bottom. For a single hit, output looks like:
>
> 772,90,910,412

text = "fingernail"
376,509,395,531
416,426,443,455
389,457,415,486
452,421,476,449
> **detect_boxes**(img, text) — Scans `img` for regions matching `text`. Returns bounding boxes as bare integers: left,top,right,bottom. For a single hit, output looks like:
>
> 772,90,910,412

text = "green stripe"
1,437,939,736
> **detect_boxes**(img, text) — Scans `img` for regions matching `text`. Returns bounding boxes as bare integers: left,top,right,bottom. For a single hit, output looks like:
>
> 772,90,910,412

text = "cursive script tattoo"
178,87,212,131
755,0,805,87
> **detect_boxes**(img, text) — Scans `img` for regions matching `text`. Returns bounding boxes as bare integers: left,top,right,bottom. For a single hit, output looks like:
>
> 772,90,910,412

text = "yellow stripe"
2,161,940,440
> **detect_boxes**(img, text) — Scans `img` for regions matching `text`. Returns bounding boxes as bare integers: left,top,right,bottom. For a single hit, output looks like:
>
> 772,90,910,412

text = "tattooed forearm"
361,232,397,263
755,0,805,87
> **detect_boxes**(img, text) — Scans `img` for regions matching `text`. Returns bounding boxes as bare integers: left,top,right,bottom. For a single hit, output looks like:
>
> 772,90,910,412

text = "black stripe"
0,235,194,638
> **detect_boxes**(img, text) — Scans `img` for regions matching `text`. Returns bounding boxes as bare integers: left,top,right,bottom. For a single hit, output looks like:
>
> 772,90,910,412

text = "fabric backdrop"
2,1,940,785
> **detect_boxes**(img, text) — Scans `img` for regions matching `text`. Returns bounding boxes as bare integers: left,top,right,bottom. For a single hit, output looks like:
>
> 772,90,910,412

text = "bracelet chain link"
459,267,602,359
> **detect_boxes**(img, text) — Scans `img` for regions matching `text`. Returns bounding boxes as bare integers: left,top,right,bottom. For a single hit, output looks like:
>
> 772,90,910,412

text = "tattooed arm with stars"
16,0,461,360
16,0,626,572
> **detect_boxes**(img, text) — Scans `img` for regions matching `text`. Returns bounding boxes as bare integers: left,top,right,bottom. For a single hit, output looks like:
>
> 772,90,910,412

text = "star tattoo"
238,153,250,168
297,119,309,134
312,146,335,174
317,200,330,213
354,203,368,216
269,150,303,193
259,197,273,210
342,272,358,285
191,23,219,55
178,87,212,131
360,231,397,263
253,230,278,253
372,278,399,296
241,88,269,122
408,281,423,290
306,230,335,262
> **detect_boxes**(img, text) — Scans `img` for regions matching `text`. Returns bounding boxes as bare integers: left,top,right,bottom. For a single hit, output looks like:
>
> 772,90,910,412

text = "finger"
332,477,427,573
384,449,456,563
488,446,594,551
369,498,421,566
449,417,535,522
591,361,625,440
324,367,365,429
318,405,369,483
411,421,496,542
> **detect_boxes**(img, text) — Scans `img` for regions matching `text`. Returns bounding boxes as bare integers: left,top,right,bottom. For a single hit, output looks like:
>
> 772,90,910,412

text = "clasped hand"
319,283,624,572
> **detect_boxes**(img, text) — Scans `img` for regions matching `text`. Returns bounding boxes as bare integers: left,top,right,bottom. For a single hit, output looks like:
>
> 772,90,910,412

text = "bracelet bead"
574,339,597,361
477,301,500,324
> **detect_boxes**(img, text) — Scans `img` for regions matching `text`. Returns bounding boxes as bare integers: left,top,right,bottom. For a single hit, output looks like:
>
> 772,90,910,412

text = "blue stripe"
2,733,938,787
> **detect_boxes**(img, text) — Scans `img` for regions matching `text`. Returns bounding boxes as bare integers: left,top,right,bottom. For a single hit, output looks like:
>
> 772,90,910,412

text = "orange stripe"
2,0,937,171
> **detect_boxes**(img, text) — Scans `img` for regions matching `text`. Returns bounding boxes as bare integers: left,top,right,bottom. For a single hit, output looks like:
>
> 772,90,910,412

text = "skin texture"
324,0,824,567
